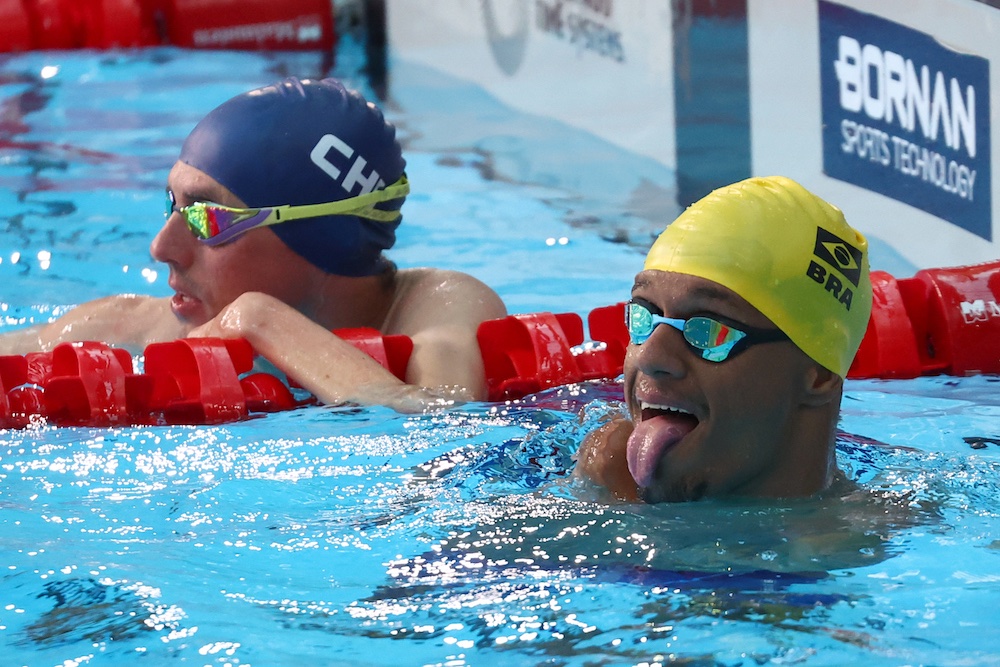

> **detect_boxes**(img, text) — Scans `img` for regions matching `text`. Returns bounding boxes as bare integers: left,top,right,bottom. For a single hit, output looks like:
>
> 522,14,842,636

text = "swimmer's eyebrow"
169,187,225,206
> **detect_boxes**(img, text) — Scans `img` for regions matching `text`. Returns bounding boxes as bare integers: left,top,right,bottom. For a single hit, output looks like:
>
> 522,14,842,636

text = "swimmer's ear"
801,364,842,407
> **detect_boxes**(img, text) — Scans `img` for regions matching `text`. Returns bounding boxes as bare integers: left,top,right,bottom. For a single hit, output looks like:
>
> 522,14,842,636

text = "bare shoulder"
55,294,170,322
380,268,505,397
398,267,504,303
574,417,639,502
388,268,506,334
35,295,182,351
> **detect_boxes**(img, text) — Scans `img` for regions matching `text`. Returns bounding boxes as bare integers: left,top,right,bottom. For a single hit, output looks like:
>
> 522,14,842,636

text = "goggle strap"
199,210,271,247
259,174,410,225
349,205,406,223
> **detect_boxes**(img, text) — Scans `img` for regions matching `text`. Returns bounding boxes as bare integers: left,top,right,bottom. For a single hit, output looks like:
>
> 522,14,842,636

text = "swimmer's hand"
186,292,461,412
186,294,256,340
573,417,640,502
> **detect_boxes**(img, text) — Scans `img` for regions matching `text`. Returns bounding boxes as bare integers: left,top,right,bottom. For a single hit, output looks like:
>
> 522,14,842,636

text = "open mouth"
639,401,700,428
168,289,203,322
626,401,700,488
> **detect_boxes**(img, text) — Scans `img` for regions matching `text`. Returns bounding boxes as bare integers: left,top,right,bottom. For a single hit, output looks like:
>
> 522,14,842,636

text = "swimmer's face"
151,161,325,327
623,270,829,502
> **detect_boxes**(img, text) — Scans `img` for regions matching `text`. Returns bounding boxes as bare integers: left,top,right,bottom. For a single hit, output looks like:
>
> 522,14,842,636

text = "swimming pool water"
2,39,1000,666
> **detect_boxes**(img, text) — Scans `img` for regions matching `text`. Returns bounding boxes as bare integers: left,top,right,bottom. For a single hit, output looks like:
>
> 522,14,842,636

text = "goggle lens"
625,301,747,362
684,317,744,361
625,300,656,344
184,205,213,240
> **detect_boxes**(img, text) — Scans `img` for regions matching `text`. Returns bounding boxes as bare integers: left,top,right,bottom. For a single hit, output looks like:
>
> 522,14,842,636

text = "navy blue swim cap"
179,77,406,276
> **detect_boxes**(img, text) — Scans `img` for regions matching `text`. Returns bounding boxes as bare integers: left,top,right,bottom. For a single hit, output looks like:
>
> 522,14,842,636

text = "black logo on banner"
805,227,863,311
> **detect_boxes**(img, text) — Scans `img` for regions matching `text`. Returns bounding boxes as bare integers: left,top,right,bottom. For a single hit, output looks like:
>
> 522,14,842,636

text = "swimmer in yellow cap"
575,176,873,502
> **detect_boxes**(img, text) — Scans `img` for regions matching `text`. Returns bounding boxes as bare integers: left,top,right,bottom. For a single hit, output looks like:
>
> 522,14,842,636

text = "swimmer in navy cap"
0,78,506,406
575,177,872,503
175,77,407,278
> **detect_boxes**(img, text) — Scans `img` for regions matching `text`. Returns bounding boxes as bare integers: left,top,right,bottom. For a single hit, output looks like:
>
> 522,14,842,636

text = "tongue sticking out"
626,412,697,488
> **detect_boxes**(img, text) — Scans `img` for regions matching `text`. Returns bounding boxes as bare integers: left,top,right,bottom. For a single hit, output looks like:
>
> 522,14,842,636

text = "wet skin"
623,270,833,503
151,161,327,328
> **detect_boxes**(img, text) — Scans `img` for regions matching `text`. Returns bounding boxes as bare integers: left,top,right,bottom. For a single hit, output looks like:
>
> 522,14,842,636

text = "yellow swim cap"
644,176,872,376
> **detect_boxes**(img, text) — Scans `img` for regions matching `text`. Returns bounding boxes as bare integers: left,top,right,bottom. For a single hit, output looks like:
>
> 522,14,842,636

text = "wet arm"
190,292,452,411
0,324,46,355
389,270,507,401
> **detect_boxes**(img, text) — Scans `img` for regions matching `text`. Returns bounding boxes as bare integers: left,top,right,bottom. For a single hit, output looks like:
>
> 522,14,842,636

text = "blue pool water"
2,41,1000,666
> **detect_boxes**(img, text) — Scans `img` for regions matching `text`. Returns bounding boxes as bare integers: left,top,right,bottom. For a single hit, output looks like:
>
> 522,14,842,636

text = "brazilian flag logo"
812,228,863,287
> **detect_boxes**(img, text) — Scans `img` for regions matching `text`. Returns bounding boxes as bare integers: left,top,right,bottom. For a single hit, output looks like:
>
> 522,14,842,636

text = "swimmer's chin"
637,478,710,504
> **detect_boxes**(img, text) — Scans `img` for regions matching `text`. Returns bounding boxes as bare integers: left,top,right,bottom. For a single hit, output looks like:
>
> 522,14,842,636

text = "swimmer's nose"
150,211,195,268
629,324,688,380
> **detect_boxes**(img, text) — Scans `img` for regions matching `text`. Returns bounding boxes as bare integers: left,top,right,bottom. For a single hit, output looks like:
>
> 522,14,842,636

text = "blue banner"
819,1,991,240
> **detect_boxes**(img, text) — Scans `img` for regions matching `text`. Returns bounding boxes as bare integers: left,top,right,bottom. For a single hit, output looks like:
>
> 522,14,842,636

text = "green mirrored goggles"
166,174,410,246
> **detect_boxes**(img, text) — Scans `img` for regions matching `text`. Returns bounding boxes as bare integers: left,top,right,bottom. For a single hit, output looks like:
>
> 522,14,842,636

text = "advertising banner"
819,1,991,240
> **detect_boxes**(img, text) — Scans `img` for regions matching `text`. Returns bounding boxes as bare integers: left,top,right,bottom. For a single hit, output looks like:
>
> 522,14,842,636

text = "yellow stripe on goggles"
166,174,410,246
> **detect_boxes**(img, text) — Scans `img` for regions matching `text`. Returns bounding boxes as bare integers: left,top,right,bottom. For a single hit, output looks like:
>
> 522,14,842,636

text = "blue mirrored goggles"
625,300,790,362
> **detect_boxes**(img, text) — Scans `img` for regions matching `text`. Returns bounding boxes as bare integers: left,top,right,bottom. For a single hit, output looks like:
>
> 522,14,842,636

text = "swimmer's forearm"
268,331,405,406
259,330,458,411
196,292,451,410
236,311,401,403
